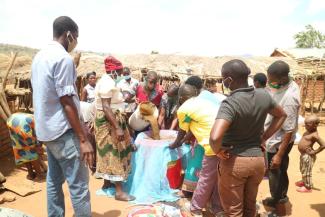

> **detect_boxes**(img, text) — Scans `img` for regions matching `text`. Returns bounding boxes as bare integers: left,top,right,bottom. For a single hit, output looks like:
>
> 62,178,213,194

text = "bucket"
166,159,183,189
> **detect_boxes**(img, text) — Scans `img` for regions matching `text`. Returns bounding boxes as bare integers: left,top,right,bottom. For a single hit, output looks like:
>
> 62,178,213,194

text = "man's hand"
270,154,282,169
217,149,231,160
169,141,181,149
80,140,94,168
131,144,138,152
115,127,125,141
261,138,266,152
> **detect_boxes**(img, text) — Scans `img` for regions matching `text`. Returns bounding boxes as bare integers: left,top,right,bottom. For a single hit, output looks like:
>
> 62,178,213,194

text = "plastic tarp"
96,130,191,204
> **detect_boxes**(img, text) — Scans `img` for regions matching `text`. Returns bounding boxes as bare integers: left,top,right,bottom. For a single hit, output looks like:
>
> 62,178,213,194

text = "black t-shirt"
216,87,277,157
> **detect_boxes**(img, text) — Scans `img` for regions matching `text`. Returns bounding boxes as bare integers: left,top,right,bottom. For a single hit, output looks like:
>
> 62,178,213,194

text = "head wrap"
104,56,123,72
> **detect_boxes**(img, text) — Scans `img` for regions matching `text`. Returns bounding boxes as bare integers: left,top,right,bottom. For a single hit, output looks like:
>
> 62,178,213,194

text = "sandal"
295,180,305,187
296,186,312,193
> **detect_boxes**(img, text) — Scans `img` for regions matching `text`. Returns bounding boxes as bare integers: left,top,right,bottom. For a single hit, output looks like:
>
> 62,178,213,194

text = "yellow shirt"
177,97,220,156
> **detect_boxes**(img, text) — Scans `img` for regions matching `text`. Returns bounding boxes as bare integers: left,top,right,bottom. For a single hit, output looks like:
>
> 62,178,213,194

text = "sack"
129,103,158,131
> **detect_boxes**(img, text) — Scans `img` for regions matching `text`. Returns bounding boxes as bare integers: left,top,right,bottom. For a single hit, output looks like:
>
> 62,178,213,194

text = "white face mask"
67,31,78,52
108,71,119,83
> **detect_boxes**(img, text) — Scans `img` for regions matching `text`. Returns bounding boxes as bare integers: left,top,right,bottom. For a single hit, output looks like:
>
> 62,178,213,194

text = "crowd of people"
2,15,325,217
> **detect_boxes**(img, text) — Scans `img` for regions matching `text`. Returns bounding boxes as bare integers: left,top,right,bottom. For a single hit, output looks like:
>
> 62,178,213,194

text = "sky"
1,0,325,56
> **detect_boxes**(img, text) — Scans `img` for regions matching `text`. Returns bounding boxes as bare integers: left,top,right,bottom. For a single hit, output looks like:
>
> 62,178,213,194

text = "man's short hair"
267,60,290,78
222,59,251,80
185,76,203,91
305,114,320,125
253,73,267,87
178,84,197,98
53,16,78,38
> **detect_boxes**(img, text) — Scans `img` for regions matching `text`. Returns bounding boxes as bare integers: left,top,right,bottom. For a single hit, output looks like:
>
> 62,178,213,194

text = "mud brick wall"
0,118,12,158
306,80,324,101
295,79,324,102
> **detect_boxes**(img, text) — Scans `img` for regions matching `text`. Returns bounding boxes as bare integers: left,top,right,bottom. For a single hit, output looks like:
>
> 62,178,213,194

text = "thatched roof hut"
1,52,303,82
77,53,303,80
270,48,325,75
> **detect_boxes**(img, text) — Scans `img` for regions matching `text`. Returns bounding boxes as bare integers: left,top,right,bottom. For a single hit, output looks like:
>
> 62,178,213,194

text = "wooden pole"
0,101,8,120
0,52,18,120
2,52,18,90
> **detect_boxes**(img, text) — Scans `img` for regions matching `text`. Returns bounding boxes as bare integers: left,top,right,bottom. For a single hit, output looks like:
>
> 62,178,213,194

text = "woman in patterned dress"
6,113,46,180
94,56,135,201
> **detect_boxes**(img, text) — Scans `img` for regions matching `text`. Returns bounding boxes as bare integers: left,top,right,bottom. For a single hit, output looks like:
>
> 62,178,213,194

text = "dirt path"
1,126,325,217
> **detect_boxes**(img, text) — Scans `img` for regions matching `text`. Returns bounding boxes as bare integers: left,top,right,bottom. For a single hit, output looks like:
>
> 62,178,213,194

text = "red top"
136,84,164,107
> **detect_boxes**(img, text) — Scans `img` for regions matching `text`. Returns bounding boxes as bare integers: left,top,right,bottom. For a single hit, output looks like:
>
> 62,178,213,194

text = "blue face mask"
124,75,131,80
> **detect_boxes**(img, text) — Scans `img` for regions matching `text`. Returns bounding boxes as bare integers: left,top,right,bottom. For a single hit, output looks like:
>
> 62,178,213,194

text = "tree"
294,25,325,48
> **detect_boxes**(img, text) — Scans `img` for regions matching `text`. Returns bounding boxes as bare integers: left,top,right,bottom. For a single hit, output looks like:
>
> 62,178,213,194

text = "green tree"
294,25,325,48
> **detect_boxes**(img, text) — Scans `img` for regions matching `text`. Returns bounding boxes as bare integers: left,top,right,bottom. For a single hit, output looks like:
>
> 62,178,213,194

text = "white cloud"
0,0,320,56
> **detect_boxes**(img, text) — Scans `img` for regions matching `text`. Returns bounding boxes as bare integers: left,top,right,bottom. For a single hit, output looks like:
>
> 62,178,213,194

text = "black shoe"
262,197,276,208
278,197,289,204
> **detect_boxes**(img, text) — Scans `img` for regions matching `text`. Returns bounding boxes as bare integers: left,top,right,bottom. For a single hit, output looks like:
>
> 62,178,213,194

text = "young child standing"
296,115,325,192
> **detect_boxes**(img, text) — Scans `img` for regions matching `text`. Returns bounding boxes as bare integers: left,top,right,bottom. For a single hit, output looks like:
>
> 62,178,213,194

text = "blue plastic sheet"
96,130,191,204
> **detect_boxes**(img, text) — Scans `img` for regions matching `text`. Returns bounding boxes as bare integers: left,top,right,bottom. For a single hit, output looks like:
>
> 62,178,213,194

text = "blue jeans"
45,129,91,217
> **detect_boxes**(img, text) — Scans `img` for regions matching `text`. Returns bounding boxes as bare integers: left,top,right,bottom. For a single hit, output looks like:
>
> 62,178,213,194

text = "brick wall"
295,79,324,102
0,118,12,158
306,80,324,102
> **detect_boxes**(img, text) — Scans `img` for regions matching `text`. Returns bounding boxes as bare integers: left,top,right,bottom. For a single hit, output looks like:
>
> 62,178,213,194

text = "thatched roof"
0,53,32,82
271,48,325,59
0,52,304,82
270,48,325,76
77,53,303,80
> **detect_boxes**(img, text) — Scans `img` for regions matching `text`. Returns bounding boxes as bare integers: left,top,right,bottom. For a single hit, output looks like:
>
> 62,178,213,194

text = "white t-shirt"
95,74,125,112
84,84,96,103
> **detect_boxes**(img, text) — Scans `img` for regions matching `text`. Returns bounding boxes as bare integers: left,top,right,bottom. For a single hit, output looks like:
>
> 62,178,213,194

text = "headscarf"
104,56,123,72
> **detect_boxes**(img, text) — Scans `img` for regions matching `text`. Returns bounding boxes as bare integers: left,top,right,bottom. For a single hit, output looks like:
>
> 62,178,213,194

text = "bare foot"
115,192,135,201
27,172,36,180
131,144,137,152
179,190,193,198
102,181,114,189
0,173,6,184
33,173,47,181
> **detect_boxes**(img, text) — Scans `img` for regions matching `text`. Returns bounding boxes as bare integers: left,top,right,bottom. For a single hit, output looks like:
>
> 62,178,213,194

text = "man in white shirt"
31,16,93,217
263,61,301,210
117,67,139,114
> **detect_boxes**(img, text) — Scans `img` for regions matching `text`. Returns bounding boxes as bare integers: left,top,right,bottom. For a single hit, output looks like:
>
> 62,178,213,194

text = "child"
253,73,267,88
296,115,325,192
158,84,179,130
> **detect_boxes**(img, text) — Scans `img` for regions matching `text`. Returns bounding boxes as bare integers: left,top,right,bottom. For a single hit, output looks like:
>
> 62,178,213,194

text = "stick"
0,104,8,120
0,93,11,117
0,52,17,120
1,52,18,91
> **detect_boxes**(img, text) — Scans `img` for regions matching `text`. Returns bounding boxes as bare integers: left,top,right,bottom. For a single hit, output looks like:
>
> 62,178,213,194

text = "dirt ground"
1,126,325,217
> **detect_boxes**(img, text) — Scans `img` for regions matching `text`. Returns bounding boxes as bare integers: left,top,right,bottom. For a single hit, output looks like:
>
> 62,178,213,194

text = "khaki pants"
218,156,265,217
